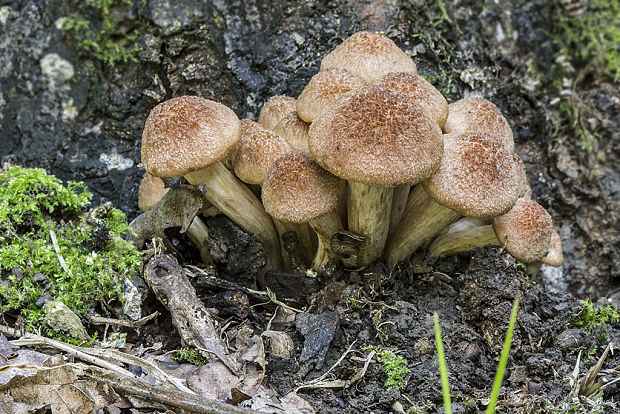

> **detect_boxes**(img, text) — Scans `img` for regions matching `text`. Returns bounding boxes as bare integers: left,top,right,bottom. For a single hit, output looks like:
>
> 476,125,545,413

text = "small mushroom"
296,69,364,123
232,120,315,267
141,96,282,274
258,95,297,130
320,31,417,85
443,97,514,151
272,112,311,152
262,151,345,271
384,132,526,267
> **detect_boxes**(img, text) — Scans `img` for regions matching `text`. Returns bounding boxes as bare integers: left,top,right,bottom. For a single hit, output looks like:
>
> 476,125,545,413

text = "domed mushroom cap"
320,31,417,85
262,151,345,223
258,95,297,130
423,132,526,219
309,85,443,186
141,96,241,178
443,97,514,151
296,69,364,122
233,120,292,185
138,173,169,212
380,72,448,128
273,112,310,151
492,197,553,263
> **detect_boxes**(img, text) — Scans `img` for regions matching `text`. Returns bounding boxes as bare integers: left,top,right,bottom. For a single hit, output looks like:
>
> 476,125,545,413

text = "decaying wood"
129,185,204,249
142,252,241,373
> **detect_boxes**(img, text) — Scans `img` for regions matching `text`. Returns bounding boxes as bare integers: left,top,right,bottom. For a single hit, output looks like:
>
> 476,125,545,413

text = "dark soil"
2,0,619,412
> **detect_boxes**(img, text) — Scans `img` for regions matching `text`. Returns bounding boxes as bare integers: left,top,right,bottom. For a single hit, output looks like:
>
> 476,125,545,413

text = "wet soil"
1,0,619,412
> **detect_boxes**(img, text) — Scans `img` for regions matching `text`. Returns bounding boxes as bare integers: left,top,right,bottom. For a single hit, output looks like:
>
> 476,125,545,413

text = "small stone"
35,294,52,308
11,266,23,280
43,301,90,343
32,273,47,284
554,329,586,350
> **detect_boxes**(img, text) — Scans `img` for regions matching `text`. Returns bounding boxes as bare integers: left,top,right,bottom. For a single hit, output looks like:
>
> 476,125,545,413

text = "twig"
86,311,160,328
295,341,359,392
49,229,73,278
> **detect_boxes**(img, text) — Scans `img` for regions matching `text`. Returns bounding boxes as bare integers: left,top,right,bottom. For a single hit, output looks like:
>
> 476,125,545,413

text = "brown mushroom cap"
137,172,169,212
296,69,364,122
309,85,443,186
262,151,345,223
320,31,417,85
380,72,448,128
443,97,514,151
272,112,310,151
423,132,526,219
232,120,292,185
258,95,297,130
492,197,553,263
141,96,241,178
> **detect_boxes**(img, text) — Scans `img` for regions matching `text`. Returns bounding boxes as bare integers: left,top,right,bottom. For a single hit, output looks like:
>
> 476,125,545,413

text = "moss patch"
0,166,141,333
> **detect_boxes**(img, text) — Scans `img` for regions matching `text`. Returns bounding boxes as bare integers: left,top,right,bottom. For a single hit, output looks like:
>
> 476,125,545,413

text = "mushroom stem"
384,185,460,267
344,182,393,267
428,224,499,258
388,184,410,239
184,217,215,265
185,161,282,272
309,210,343,271
272,218,316,269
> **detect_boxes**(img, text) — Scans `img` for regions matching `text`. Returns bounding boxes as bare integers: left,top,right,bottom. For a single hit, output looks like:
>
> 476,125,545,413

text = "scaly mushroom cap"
443,97,514,151
296,69,364,122
137,173,169,212
320,31,417,85
258,95,297,130
141,96,241,178
423,132,526,218
309,85,443,186
380,72,448,128
492,197,553,263
233,120,292,185
262,151,345,223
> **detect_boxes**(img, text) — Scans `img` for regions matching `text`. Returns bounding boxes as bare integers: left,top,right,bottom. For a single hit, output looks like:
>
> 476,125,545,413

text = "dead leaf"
262,331,294,360
186,361,239,401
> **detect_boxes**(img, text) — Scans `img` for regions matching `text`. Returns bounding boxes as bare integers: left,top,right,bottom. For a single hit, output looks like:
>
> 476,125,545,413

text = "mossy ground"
0,166,141,334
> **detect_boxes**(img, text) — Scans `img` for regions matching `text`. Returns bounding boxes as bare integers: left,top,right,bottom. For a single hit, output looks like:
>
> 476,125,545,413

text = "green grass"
434,298,519,413
0,166,141,334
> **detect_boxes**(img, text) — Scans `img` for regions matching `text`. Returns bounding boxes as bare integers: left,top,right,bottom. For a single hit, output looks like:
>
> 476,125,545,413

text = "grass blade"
486,298,520,414
434,312,452,414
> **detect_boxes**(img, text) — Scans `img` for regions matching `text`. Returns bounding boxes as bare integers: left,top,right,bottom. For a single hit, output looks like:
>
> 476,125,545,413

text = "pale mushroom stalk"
185,163,282,271
429,224,499,258
309,210,343,270
385,185,461,266
388,184,410,239
345,182,394,267
272,218,316,268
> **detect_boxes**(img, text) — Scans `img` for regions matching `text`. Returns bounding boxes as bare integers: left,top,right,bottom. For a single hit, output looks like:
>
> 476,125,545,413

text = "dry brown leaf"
261,330,294,359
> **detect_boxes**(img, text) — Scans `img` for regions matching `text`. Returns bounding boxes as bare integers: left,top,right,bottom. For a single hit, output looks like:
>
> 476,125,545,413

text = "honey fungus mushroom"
320,31,417,85
384,132,526,267
428,197,555,264
141,96,282,273
262,151,345,271
309,85,443,267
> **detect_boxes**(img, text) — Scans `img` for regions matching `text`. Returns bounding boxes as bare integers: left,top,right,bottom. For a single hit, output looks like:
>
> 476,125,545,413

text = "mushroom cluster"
139,30,562,275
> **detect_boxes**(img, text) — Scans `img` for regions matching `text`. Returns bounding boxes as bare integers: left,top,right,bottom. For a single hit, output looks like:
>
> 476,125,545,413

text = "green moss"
0,166,141,334
61,0,145,66
363,346,411,390
572,299,620,336
172,347,208,366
